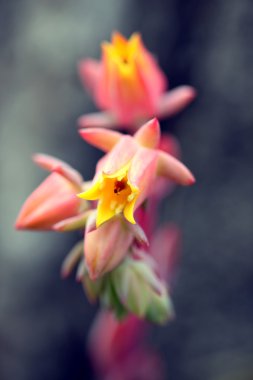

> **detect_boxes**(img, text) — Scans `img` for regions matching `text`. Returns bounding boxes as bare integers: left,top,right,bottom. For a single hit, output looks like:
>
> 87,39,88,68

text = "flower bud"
110,253,174,324
15,172,83,230
84,215,134,280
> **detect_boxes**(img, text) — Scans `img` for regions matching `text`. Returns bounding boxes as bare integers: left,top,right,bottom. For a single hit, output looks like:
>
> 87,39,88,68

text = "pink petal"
78,111,118,130
33,153,83,186
88,311,145,375
61,240,83,278
128,147,158,206
134,118,161,149
78,59,102,94
79,127,122,153
127,223,149,247
157,150,195,186
149,134,181,199
84,218,133,280
150,224,181,281
102,136,138,175
156,86,196,119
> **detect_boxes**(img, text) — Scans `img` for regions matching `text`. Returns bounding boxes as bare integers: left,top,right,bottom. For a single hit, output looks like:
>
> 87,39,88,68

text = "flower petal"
150,224,181,281
33,153,83,186
157,151,195,186
96,200,116,227
134,118,160,149
102,136,138,175
78,59,102,94
78,112,118,130
128,147,158,206
61,240,83,278
156,86,196,119
79,127,122,153
53,210,91,232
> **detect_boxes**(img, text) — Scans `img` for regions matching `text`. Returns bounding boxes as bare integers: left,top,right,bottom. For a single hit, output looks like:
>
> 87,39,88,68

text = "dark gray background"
1,0,253,379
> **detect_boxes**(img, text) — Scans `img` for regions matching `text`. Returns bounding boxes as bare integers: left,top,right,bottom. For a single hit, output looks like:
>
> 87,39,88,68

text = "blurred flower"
88,311,164,380
78,118,195,227
78,32,196,130
15,154,87,231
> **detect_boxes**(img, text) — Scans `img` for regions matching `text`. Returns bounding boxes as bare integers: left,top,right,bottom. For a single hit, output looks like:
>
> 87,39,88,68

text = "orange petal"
15,173,81,230
79,127,122,153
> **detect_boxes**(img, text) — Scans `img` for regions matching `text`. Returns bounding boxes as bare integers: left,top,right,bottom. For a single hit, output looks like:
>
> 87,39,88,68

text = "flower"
78,118,195,227
88,311,165,380
80,162,140,227
78,32,196,130
15,154,86,230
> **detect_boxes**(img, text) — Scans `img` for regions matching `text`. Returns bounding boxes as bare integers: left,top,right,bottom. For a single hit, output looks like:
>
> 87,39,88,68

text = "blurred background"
1,0,253,379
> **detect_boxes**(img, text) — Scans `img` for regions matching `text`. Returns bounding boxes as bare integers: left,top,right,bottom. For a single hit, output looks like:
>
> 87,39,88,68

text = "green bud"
110,253,174,324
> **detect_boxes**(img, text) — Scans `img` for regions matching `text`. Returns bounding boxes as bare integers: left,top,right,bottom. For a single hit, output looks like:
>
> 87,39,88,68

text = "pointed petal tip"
77,116,89,129
188,175,196,185
14,221,23,230
52,223,64,232
134,118,161,149
14,215,32,230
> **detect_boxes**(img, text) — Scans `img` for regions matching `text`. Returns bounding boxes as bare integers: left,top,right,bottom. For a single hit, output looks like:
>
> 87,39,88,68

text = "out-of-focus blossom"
89,311,164,380
78,118,195,227
15,154,86,231
88,311,146,373
78,32,196,130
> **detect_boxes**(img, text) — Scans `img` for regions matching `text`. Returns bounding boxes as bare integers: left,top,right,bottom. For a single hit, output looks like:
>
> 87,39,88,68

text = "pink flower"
15,154,85,231
78,32,196,130
89,311,164,380
78,118,195,228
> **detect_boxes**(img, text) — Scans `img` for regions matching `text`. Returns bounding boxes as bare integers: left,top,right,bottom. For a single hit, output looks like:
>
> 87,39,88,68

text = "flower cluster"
15,32,195,379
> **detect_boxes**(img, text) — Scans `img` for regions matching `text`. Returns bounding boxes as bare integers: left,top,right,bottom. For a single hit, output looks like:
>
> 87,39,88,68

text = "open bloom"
15,154,85,230
78,32,196,130
78,118,195,228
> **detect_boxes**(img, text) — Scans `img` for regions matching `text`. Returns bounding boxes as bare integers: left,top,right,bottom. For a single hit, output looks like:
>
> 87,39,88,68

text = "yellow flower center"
78,164,139,227
102,32,141,76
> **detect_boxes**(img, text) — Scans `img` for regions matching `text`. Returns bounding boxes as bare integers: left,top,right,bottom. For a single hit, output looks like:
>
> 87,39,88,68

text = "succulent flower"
78,32,196,130
78,118,195,227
